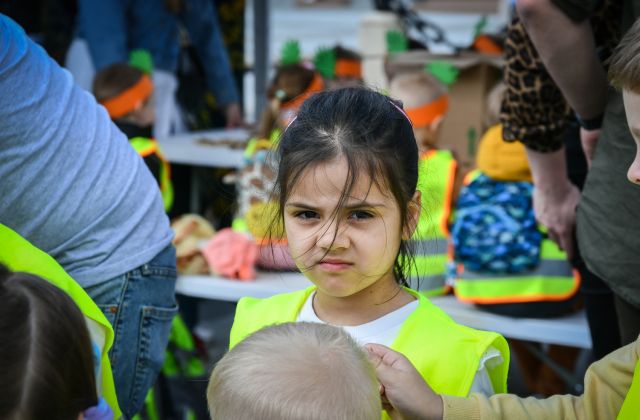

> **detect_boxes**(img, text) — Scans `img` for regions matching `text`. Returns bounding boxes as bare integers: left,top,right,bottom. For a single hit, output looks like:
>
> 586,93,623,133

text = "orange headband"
101,74,154,119
335,59,362,79
405,95,449,128
473,35,503,56
280,73,324,111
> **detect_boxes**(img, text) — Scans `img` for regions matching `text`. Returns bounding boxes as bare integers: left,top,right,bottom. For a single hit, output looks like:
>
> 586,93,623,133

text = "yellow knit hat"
476,125,532,182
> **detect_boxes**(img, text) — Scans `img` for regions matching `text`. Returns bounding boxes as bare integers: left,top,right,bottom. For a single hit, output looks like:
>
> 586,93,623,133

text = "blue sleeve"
182,0,239,107
0,13,173,286
76,0,128,69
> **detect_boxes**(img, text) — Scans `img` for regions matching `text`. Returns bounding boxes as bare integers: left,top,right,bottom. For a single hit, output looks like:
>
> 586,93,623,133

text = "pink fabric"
202,228,258,281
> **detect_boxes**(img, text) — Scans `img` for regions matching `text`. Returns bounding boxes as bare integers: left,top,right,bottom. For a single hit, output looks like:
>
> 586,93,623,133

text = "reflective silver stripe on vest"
460,259,573,280
408,274,446,292
408,238,448,255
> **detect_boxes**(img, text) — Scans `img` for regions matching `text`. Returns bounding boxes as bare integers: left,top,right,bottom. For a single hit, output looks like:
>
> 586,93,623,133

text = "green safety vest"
453,170,580,304
618,358,640,419
130,137,174,212
0,224,121,418
409,150,457,296
230,286,510,420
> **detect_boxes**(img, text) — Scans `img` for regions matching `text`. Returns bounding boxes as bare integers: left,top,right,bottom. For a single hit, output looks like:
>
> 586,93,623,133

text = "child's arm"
367,340,638,420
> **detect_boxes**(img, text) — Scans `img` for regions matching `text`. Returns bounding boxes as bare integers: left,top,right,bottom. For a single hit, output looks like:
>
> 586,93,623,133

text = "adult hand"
365,343,443,420
532,180,580,260
580,127,601,168
225,102,243,128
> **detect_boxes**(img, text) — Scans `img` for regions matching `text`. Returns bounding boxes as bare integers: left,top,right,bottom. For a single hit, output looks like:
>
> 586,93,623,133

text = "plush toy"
202,228,258,281
171,214,216,274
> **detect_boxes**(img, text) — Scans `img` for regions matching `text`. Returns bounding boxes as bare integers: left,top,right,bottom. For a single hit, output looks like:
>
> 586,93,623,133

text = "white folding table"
157,128,249,211
175,272,592,349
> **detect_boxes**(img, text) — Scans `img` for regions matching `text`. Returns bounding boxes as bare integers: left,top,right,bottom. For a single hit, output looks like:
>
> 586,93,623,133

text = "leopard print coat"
500,1,621,152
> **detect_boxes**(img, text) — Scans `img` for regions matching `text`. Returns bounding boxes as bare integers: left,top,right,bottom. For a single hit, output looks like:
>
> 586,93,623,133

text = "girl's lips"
318,260,353,272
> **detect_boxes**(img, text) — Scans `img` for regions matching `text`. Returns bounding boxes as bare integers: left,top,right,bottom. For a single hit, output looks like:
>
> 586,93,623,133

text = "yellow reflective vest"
455,239,580,304
0,224,121,418
409,150,457,296
230,286,510,419
453,170,580,304
130,136,174,212
618,359,640,419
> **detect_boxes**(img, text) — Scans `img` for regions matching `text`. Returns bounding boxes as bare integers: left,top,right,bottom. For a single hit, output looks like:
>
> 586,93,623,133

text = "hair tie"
83,397,114,420
389,100,413,127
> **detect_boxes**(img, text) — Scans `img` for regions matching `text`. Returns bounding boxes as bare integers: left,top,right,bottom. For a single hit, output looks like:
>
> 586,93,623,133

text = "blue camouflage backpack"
451,172,542,273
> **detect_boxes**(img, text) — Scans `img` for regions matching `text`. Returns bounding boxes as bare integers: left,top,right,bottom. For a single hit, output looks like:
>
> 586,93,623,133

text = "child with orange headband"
93,63,173,212
314,45,363,90
389,71,459,297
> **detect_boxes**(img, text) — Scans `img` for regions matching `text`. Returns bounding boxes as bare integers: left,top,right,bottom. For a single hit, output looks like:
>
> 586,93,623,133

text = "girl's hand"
365,343,443,420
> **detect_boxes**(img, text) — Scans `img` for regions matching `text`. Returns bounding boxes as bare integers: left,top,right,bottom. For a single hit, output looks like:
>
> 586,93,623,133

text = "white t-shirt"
297,292,502,396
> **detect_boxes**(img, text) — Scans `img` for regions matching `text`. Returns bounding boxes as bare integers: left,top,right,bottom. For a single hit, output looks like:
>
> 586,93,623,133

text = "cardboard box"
386,50,503,172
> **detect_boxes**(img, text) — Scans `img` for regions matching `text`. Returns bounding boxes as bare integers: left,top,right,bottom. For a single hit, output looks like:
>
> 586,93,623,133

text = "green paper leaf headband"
386,30,408,55
129,49,154,74
425,61,459,87
313,47,337,79
280,40,302,65
473,15,488,39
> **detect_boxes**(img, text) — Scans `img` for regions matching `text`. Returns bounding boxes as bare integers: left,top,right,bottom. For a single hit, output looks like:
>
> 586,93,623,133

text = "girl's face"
284,156,416,299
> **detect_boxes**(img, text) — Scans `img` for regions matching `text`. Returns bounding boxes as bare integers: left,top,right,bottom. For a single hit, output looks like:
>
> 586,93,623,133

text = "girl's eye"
349,210,374,220
295,210,318,220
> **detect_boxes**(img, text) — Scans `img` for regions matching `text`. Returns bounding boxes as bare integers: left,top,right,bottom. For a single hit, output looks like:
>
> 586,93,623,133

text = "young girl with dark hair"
229,87,510,418
0,265,113,420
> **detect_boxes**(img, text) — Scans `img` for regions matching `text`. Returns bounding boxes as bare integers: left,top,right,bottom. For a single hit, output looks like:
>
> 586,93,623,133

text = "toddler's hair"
334,45,362,62
0,264,97,420
92,62,145,103
389,71,447,110
207,322,381,420
609,18,640,91
270,87,419,283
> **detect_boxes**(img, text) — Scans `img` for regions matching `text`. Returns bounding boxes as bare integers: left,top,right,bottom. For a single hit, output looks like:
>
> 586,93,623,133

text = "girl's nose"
627,150,640,185
317,219,349,250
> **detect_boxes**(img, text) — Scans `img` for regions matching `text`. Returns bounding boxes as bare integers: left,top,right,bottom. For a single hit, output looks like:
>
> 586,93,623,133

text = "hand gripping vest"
130,137,174,212
409,150,457,296
230,287,510,420
453,171,580,304
0,224,121,418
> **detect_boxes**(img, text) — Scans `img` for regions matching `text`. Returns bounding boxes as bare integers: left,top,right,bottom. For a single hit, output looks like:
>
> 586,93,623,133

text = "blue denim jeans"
85,245,178,418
